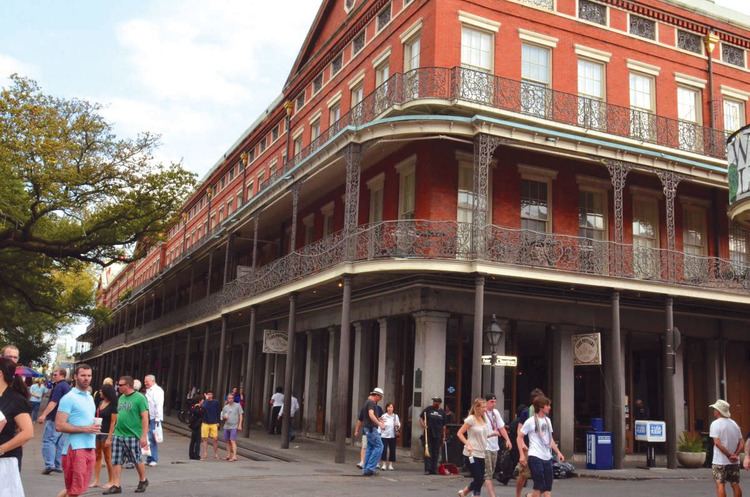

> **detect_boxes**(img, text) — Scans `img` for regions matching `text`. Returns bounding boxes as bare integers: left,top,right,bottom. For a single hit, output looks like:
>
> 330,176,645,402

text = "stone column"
216,315,228,399
472,276,485,400
243,307,257,437
200,324,210,391
664,297,677,469
281,293,297,449
181,329,192,411
325,326,339,441
552,326,575,456
350,321,369,430
610,291,626,469
377,318,398,405
303,330,315,434
335,275,353,463
410,311,449,459
705,339,721,420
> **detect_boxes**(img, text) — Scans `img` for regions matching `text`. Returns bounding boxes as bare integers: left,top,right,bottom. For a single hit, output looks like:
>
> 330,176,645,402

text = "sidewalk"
162,415,713,480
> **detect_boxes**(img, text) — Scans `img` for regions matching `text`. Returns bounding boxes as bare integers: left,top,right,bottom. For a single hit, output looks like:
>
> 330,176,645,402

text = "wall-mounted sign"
262,330,288,354
728,125,750,207
573,333,602,366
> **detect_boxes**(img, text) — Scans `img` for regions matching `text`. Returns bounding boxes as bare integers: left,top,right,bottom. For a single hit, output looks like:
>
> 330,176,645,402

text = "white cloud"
0,53,38,86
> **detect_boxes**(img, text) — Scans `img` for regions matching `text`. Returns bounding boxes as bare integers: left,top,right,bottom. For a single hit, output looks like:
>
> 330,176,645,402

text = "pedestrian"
1,345,19,362
38,368,71,474
457,398,492,497
515,388,544,497
222,394,243,461
29,378,48,422
507,404,527,494
143,375,164,467
360,387,385,476
518,396,564,497
54,364,99,497
0,357,33,497
268,387,284,434
484,393,513,497
92,384,118,490
353,405,370,469
200,390,221,460
420,396,447,475
188,394,203,460
94,378,114,407
709,399,742,497
277,393,299,443
379,402,400,470
104,375,149,495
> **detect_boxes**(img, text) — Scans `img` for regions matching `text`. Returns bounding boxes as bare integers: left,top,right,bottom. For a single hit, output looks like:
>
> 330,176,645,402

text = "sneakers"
356,462,363,469
147,461,157,467
380,463,387,470
134,479,149,493
102,486,122,495
388,463,394,471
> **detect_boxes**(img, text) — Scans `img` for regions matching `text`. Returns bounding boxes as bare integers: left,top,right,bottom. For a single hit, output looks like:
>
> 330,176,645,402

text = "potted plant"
676,431,706,468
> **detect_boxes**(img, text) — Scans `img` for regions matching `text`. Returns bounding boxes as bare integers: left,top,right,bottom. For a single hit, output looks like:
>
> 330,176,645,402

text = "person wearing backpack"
518,396,564,497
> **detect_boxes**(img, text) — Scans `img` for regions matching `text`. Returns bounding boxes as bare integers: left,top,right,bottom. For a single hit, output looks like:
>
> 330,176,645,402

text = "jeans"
147,419,159,463
363,427,384,474
528,455,553,492
30,402,41,422
467,457,486,495
381,437,397,462
42,419,67,470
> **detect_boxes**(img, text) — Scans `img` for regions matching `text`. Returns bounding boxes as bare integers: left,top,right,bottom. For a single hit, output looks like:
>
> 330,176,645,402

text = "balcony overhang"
728,124,750,226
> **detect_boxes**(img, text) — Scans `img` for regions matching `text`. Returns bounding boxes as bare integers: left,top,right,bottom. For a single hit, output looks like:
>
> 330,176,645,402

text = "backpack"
495,448,515,485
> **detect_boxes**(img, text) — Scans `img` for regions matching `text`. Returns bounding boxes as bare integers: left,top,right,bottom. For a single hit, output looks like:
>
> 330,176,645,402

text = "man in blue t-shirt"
55,364,98,497
38,368,71,474
200,390,221,460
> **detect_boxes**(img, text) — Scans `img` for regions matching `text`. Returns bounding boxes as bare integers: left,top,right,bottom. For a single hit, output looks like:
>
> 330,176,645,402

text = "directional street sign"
480,355,518,367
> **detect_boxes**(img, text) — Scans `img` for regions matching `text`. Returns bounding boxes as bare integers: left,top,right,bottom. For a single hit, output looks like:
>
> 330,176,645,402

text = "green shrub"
678,431,705,453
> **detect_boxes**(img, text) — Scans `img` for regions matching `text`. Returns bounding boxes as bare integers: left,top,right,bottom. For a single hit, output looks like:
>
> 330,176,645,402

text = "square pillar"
325,326,339,441
552,326,575,457
378,318,399,409
303,331,321,435
705,340,721,420
350,321,371,433
410,311,449,459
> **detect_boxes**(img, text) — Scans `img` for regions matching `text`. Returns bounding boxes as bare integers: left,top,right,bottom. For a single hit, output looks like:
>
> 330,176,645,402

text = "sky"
2,0,749,354
1,0,749,180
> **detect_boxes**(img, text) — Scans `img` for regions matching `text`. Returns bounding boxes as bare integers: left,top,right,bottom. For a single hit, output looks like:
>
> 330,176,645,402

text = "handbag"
153,421,164,443
0,457,25,497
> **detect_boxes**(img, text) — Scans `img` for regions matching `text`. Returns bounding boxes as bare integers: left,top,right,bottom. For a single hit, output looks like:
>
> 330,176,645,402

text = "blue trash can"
591,417,604,432
586,431,613,470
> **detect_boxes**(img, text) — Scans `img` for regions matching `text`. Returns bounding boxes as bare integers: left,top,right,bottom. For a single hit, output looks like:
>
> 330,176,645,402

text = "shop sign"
634,420,666,442
262,329,288,354
572,333,602,366
728,125,750,205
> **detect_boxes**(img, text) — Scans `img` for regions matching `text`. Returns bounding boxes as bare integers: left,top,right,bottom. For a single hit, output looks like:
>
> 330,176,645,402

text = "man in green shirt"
104,376,149,495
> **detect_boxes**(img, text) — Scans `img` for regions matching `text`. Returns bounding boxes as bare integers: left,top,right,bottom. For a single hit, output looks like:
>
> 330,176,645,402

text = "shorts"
713,464,741,484
484,450,498,480
202,423,219,439
514,461,532,479
111,436,142,466
224,428,238,441
62,448,96,495
528,456,554,493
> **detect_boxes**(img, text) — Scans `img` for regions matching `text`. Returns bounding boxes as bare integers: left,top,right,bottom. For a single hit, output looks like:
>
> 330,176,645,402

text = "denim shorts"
528,455,553,492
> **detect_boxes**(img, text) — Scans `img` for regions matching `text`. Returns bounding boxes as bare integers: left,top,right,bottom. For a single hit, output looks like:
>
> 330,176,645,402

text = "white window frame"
577,182,609,241
724,98,746,133
460,25,495,73
396,156,417,219
367,173,385,223
518,165,556,233
321,201,335,237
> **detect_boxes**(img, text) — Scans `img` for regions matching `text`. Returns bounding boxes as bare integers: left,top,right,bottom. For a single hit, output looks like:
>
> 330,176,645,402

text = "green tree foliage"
0,76,197,362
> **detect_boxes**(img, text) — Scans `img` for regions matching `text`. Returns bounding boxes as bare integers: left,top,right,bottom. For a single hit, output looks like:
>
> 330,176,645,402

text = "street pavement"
22,426,722,497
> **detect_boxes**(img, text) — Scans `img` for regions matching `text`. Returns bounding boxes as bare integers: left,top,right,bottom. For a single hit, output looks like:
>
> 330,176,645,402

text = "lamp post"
485,314,503,396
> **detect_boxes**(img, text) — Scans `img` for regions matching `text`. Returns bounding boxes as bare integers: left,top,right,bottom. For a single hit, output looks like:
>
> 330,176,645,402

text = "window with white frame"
397,158,416,219
677,86,702,151
293,135,303,157
403,34,421,99
460,26,494,104
352,30,365,56
351,83,364,120
632,196,659,278
629,72,655,141
313,73,323,94
577,59,606,130
578,189,607,241
331,53,343,75
521,44,551,117
321,203,334,237
303,215,315,246
377,2,391,31
295,93,305,113
367,174,385,224
578,0,607,25
682,205,706,279
329,102,341,127
629,15,656,40
246,180,254,199
520,179,550,233
722,44,746,68
311,118,321,141
724,98,746,133
376,60,390,86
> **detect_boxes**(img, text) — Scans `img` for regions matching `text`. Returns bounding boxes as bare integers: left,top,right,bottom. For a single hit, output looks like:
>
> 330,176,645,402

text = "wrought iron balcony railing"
84,220,749,357
117,66,730,305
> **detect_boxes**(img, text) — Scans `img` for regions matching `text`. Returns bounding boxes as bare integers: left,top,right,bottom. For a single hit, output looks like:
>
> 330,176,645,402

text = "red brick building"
81,0,750,467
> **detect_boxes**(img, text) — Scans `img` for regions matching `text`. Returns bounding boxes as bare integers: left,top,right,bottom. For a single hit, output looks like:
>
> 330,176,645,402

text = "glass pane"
522,44,550,84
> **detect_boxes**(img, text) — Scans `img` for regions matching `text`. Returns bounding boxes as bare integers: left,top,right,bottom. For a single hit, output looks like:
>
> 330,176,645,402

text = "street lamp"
485,314,504,395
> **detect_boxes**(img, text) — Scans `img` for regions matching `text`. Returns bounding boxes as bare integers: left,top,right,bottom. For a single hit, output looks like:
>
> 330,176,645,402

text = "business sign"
634,420,666,442
573,333,602,366
262,330,288,354
728,124,750,205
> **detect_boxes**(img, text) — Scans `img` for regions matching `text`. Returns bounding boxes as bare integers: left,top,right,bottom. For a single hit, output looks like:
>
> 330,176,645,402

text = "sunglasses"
117,383,127,387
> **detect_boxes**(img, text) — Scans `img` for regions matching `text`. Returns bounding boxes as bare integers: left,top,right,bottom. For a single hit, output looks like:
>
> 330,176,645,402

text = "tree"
0,75,197,361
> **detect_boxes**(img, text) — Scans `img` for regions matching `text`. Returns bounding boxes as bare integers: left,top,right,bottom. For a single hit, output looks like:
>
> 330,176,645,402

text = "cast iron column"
181,329,191,412
281,293,297,449
200,324,210,391
243,306,257,437
611,291,625,469
664,296,677,469
216,315,228,400
335,275,353,463
471,275,485,400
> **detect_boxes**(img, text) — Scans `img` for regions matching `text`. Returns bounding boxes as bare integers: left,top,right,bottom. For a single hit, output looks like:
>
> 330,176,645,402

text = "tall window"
375,60,391,114
520,180,550,233
730,222,749,269
677,86,702,151
322,204,334,237
329,103,341,127
293,136,303,157
311,118,321,142
303,215,315,246
376,61,390,86
577,59,606,130
521,44,551,118
460,26,494,104
629,72,655,141
403,35,421,99
682,205,706,280
724,99,746,133
457,161,475,254
397,160,416,219
351,83,364,121
578,190,607,240
368,175,384,224
632,197,659,278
